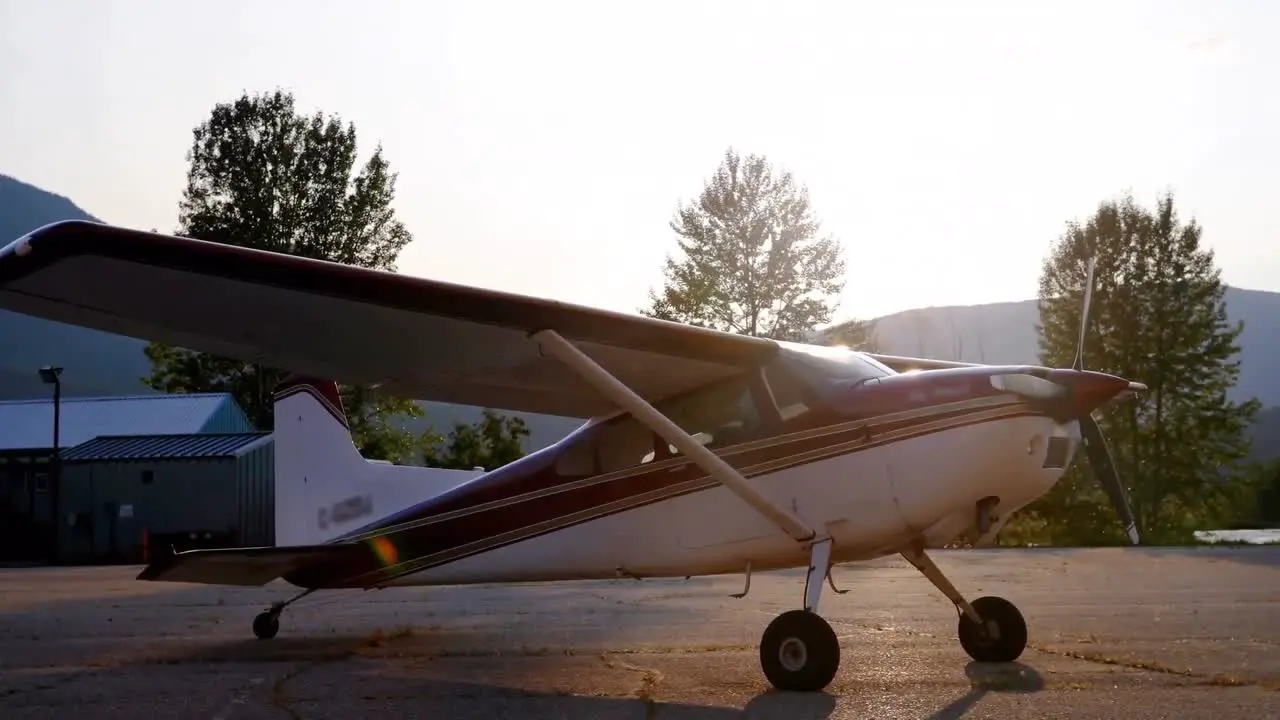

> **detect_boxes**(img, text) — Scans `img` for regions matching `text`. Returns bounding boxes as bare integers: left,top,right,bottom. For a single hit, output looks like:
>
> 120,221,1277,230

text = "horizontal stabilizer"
136,544,365,587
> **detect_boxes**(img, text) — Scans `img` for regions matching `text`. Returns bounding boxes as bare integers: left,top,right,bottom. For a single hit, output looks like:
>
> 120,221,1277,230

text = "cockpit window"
554,343,894,476
556,374,761,476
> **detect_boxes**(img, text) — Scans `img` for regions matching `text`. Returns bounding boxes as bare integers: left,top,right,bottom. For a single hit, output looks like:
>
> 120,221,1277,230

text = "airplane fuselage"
375,413,1075,588
283,346,1103,591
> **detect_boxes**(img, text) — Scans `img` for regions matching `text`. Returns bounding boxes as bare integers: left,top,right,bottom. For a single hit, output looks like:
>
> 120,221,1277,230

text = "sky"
1,0,1276,323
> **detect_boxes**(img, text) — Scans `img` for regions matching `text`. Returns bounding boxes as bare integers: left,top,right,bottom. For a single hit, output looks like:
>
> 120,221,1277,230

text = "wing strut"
531,329,817,543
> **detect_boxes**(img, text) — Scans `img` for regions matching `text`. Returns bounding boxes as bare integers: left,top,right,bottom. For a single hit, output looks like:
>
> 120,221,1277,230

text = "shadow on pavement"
927,661,1045,720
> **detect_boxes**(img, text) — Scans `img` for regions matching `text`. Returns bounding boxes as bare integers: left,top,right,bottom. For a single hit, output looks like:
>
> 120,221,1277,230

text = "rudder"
271,376,484,547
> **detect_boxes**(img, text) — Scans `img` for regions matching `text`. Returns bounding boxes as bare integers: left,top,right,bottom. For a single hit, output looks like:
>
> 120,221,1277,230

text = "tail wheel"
252,611,280,640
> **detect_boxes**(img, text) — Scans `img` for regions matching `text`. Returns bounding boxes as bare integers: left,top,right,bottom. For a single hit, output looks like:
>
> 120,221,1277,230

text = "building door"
0,463,54,562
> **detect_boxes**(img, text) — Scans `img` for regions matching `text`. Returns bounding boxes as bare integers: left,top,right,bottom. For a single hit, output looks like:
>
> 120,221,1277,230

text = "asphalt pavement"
1,546,1277,719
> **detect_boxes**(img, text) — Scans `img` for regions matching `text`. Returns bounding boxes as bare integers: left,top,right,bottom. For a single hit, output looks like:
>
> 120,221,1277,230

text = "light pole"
39,366,62,563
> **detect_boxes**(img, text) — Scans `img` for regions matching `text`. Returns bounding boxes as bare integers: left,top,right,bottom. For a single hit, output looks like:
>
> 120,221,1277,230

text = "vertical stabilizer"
272,376,484,546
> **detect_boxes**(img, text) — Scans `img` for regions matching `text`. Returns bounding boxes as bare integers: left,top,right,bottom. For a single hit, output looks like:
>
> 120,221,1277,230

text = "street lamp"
39,366,62,562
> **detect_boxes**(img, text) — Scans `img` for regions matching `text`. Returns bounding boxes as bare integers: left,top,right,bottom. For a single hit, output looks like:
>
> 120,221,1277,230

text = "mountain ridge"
847,286,1280,408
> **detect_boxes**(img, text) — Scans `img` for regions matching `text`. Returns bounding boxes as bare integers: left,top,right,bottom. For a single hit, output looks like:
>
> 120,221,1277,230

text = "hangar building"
0,392,271,564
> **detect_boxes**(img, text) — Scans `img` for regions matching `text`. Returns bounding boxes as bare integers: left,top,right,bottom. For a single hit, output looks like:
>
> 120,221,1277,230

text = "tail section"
272,376,484,546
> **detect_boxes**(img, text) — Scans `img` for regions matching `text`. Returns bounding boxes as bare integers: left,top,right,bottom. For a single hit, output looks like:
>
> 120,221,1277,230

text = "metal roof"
0,393,242,452
60,433,271,462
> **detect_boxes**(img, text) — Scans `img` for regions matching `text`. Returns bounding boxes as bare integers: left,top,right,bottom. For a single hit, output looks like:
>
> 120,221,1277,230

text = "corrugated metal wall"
57,439,277,562
236,439,275,546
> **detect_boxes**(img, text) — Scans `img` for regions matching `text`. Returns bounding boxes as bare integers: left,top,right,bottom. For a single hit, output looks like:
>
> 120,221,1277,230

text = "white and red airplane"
0,221,1144,692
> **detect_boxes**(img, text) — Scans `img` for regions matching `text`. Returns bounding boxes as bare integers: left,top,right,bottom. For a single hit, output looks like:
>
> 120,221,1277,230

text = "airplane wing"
136,543,368,586
866,353,981,372
870,352,1149,412
0,221,779,418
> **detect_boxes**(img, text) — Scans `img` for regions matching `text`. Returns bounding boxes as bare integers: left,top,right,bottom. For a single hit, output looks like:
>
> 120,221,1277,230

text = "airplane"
0,221,1145,693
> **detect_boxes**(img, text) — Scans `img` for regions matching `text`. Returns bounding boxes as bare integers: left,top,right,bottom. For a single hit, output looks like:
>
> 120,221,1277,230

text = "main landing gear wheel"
957,596,1027,663
252,611,280,640
759,609,840,692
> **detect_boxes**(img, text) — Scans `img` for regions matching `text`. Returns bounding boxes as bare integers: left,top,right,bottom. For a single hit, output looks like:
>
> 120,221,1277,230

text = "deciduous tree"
143,90,422,462
1013,192,1260,544
643,148,856,341
421,409,531,470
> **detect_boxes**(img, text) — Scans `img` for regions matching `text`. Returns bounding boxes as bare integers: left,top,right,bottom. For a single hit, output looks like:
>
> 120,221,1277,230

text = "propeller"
1071,256,1141,545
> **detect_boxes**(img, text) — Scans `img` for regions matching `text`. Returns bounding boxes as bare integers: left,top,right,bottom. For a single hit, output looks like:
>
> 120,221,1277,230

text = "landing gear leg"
252,587,317,640
901,546,1027,663
759,538,841,692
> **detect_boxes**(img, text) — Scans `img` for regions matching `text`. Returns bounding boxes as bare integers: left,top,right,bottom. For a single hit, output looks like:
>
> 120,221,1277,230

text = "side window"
555,419,669,476
764,362,811,421
553,375,767,475
556,433,597,476
595,419,660,473
662,378,761,452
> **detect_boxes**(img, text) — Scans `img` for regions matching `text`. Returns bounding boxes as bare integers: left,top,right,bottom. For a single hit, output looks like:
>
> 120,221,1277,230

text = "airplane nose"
1044,369,1132,417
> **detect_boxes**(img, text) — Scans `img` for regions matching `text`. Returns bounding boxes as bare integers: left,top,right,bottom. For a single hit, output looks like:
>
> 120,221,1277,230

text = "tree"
643,148,855,341
822,317,879,352
1020,191,1260,545
1233,458,1280,527
1252,460,1280,524
142,89,424,462
421,410,531,470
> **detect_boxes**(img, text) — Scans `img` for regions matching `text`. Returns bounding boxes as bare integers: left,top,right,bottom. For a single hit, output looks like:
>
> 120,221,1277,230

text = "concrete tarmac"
1,547,1277,719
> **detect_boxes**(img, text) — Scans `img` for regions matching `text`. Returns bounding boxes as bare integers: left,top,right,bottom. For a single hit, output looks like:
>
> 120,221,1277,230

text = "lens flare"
368,535,399,567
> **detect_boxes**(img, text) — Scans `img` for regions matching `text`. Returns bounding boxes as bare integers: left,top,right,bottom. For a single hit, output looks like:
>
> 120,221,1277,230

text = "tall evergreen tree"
1023,192,1260,543
643,148,862,342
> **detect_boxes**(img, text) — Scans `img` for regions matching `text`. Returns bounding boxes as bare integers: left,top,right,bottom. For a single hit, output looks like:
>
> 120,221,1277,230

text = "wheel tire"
252,611,280,640
958,596,1027,663
759,609,840,692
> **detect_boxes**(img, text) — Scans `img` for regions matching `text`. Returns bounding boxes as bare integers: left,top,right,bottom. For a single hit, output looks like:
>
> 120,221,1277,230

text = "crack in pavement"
599,651,665,718
267,626,419,719
1027,642,1280,692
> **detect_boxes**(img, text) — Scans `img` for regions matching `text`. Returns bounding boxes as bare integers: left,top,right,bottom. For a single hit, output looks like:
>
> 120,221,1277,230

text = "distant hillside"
0,175,158,400
847,287,1280,408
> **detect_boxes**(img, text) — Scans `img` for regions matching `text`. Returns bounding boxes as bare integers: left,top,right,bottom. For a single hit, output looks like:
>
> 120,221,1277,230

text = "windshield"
773,341,895,387
764,342,895,420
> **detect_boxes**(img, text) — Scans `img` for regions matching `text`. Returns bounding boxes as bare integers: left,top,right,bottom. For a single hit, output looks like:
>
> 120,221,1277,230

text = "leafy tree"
1253,461,1280,524
421,409,531,470
643,148,855,342
822,317,879,352
1016,191,1260,545
142,89,424,461
1233,458,1280,526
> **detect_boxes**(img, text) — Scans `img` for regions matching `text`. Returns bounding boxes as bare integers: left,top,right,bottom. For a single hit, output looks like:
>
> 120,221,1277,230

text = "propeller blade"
1078,412,1140,545
1072,256,1098,371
